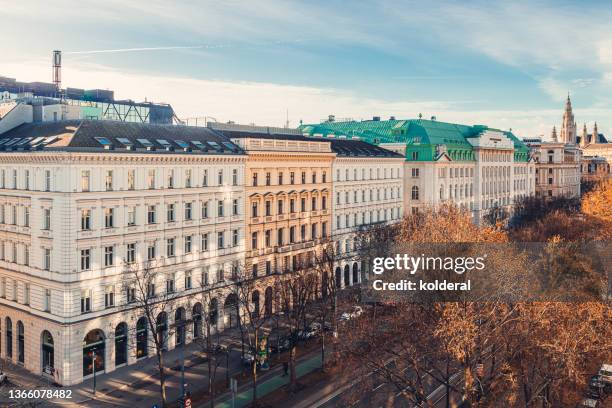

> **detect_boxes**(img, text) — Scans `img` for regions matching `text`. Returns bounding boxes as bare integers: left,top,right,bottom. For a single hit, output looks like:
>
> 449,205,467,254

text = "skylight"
222,142,235,151
30,137,45,146
175,140,190,148
5,138,21,146
116,138,132,145
191,140,207,149
94,137,112,146
156,139,171,146
16,138,33,146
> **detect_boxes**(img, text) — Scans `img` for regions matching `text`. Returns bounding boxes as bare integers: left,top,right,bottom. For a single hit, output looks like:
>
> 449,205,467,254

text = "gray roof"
329,138,404,158
0,120,245,155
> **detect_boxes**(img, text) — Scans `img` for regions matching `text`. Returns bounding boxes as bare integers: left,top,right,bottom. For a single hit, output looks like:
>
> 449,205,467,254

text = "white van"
598,363,612,384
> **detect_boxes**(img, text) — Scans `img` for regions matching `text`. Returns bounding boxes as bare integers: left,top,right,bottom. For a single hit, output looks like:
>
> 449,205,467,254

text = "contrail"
64,45,220,55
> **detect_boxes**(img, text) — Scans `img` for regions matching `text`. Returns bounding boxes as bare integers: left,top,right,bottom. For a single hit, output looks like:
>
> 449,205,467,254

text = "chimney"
372,116,380,121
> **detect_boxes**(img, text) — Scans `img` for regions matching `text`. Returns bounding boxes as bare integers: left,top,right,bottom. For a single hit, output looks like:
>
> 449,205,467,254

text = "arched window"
5,317,12,359
209,298,219,326
335,267,342,289
175,308,186,346
41,330,54,375
352,262,359,284
115,323,128,367
156,312,168,351
224,294,239,328
192,303,203,338
83,329,105,377
411,186,419,200
264,287,273,317
17,321,24,364
136,317,148,359
344,264,350,287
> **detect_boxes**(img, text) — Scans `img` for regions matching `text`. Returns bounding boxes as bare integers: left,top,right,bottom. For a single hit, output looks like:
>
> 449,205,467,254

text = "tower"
52,50,62,92
559,93,576,144
592,122,598,144
581,123,588,147
551,126,558,142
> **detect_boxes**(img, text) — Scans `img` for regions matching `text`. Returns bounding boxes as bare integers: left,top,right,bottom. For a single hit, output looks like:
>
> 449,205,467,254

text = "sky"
2,0,612,139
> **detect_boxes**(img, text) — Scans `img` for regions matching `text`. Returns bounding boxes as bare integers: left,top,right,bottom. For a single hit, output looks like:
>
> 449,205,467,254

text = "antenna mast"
52,50,62,93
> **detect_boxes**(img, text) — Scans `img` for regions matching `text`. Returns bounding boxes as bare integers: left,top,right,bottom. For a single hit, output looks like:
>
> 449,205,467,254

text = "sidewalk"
214,354,322,408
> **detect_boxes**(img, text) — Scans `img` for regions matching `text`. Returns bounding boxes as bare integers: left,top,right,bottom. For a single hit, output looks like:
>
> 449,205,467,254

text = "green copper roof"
300,118,531,162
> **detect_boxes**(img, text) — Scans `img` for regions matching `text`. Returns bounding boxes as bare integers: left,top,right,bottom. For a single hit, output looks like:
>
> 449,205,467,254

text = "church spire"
551,126,558,142
581,123,588,147
592,122,598,144
560,92,576,144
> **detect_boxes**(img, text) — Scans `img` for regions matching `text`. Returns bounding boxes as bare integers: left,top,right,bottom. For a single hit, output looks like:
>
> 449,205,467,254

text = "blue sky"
3,0,612,138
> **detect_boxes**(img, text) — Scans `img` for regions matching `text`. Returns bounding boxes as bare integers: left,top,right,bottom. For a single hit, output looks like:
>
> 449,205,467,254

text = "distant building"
301,117,535,222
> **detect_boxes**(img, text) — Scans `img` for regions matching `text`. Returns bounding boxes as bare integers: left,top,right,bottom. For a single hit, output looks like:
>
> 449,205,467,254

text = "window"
322,222,327,237
12,170,16,189
23,207,29,227
311,223,318,239
81,290,91,313
127,207,136,226
104,208,114,228
217,231,224,249
322,171,327,183
232,169,238,186
232,229,239,246
217,169,224,185
277,228,284,246
265,201,271,216
217,200,224,217
147,205,156,224
80,249,91,270
202,201,209,218
265,230,271,247
252,264,258,278
251,232,258,249
252,173,258,186
126,286,136,303
201,233,209,250
311,197,317,211
185,271,192,289
278,172,284,185
42,208,51,230
301,197,306,212
233,199,239,216
166,275,175,293
105,286,114,308
252,202,258,217
146,281,155,298
44,289,51,311
44,170,51,191
184,235,192,253
266,172,271,186
104,246,114,267
147,169,156,189
184,202,193,220
411,186,419,200
43,248,51,271
301,224,306,241
411,168,419,178
105,170,113,191
81,209,91,230
266,261,272,275
203,169,208,186
290,199,295,213
147,243,156,260
322,196,327,210
290,226,296,243
278,200,284,214
167,238,175,257
301,172,306,184
167,170,174,188
412,151,419,160
290,172,295,184
127,169,135,190
24,170,29,190
24,283,29,304
185,169,192,188
126,243,136,263
312,172,317,183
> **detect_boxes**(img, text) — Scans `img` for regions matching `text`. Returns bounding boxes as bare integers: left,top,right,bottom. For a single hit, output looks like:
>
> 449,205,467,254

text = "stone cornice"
0,152,246,165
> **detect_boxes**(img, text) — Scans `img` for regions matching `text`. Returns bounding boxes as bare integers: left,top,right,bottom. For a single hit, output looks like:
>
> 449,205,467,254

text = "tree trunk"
157,350,167,407
207,323,215,408
320,327,326,371
289,345,297,391
252,328,258,406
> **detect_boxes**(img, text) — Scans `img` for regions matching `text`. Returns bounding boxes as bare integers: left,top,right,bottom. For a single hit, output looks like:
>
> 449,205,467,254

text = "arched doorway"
352,262,359,285
322,272,329,299
224,294,239,328
252,291,260,319
175,308,186,346
192,303,203,339
5,317,12,359
264,287,273,317
17,321,24,364
136,317,148,359
41,330,54,375
335,267,342,289
156,312,168,351
115,323,128,367
209,298,218,326
83,329,105,377
343,264,350,287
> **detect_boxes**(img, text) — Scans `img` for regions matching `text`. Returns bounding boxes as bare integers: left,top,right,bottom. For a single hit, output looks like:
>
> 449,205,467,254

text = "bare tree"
122,260,175,408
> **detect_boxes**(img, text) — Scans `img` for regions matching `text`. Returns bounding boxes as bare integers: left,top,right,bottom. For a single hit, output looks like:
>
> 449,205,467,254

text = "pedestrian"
282,361,288,376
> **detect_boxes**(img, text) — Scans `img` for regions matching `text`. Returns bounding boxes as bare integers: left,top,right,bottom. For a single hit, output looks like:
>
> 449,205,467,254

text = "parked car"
577,397,600,408
588,375,606,397
270,337,291,353
598,364,612,385
242,350,255,367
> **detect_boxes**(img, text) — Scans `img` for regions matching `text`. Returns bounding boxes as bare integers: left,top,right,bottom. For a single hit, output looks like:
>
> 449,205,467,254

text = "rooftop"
0,120,244,155
328,138,403,158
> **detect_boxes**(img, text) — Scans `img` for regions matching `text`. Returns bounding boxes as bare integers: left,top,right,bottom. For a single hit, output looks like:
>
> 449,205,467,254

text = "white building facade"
0,120,246,385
